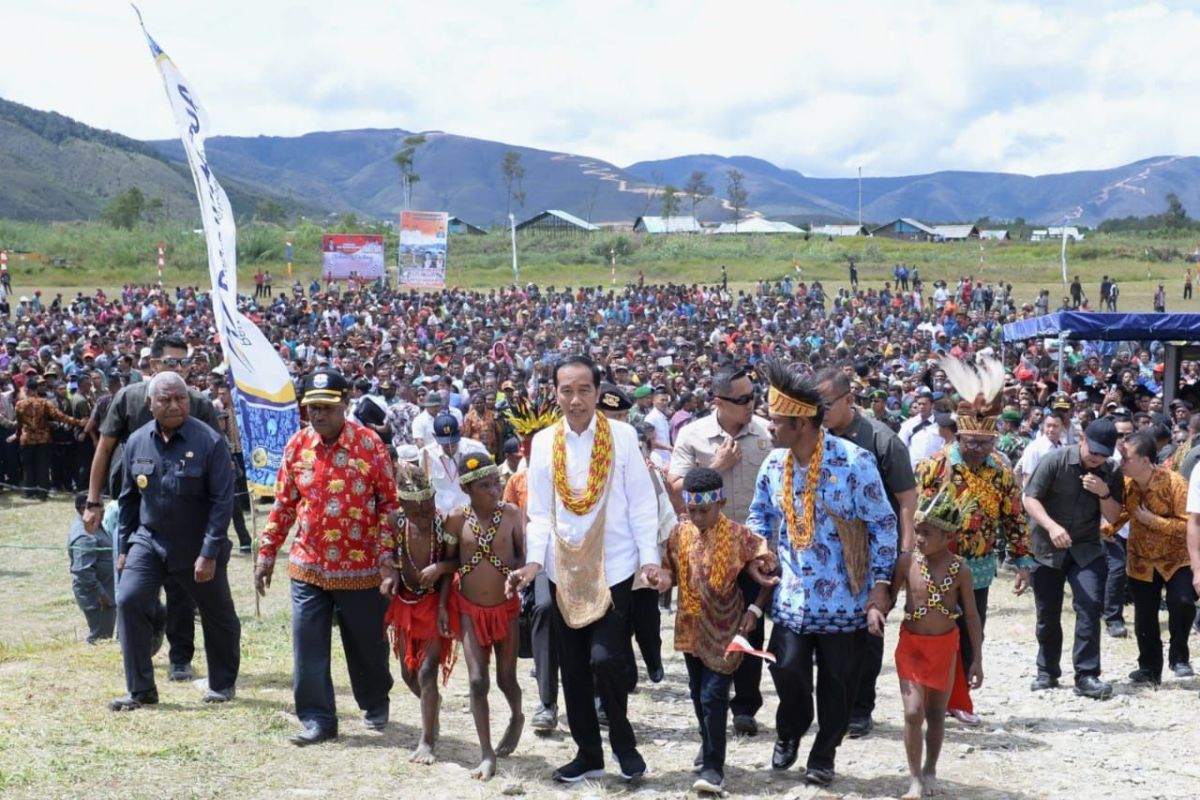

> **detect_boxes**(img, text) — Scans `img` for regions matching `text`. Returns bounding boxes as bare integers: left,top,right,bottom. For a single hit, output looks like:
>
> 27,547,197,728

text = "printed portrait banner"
399,211,448,289
137,9,299,495
321,233,386,279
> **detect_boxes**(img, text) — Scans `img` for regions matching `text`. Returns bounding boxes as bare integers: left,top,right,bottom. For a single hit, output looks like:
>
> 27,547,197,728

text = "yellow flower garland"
782,434,824,552
552,413,614,516
955,463,1000,521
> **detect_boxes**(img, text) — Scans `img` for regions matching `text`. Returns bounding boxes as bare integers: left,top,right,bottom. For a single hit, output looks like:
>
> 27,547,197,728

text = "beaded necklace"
396,515,444,599
458,503,511,577
781,434,824,552
904,552,961,621
676,515,738,617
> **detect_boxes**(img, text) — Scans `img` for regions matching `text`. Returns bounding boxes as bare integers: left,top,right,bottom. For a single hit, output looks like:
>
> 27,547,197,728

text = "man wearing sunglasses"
669,365,773,735
83,331,223,685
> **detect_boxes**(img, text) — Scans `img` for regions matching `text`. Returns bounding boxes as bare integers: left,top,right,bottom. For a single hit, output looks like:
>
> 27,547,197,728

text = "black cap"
433,413,461,443
598,382,632,412
1084,416,1118,458
301,369,350,406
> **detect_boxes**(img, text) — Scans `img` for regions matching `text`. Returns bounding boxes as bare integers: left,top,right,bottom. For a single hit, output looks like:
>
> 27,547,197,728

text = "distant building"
633,215,703,234
809,224,870,237
514,209,600,236
448,216,487,235
710,218,804,235
871,218,978,241
1033,226,1085,242
980,229,1010,241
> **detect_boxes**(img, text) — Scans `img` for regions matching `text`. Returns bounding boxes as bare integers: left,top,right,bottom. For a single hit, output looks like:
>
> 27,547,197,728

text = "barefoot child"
655,468,778,796
868,490,983,800
382,466,458,765
444,452,525,781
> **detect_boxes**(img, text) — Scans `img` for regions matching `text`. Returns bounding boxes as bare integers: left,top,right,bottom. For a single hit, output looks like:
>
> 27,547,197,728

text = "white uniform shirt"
899,411,935,448
908,427,949,471
526,414,660,586
421,438,488,516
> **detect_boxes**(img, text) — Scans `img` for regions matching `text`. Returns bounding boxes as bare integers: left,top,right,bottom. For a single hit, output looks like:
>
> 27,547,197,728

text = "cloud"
2,0,1200,178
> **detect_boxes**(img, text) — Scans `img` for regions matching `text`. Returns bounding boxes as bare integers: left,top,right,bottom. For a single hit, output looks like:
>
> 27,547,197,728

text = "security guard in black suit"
110,371,240,710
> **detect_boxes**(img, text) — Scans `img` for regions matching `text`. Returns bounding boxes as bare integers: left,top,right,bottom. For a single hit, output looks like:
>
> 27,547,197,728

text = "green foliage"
682,170,712,219
100,187,146,230
1097,192,1200,234
660,185,680,222
254,199,288,225
0,97,162,159
500,151,525,218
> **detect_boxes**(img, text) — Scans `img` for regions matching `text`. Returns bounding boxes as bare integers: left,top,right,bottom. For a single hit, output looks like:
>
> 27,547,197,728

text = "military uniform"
115,416,239,702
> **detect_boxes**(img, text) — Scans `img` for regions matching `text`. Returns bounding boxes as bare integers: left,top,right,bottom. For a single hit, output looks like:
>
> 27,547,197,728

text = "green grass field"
4,219,1200,312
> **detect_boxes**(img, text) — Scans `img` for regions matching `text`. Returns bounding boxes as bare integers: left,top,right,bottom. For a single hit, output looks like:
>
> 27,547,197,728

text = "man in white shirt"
412,391,461,448
898,388,935,448
908,411,955,471
507,356,662,785
419,413,487,516
643,387,673,467
1015,415,1064,488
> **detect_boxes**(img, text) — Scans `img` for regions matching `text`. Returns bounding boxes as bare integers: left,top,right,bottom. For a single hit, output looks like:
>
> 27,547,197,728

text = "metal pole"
509,213,519,283
857,166,863,228
1060,217,1069,287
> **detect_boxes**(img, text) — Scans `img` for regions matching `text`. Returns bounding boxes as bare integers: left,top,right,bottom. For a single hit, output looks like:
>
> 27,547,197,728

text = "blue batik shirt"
747,431,898,634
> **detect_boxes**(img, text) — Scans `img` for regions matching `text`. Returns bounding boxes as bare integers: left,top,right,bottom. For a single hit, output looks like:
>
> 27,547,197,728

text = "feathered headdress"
939,354,1004,437
504,394,562,439
914,485,977,532
396,462,435,502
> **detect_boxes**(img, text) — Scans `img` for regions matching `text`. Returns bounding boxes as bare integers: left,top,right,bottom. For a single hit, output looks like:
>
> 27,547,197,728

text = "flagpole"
1060,215,1069,287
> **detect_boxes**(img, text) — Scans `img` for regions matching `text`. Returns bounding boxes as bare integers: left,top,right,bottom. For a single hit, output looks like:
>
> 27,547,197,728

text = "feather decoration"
939,353,1005,431
504,394,562,437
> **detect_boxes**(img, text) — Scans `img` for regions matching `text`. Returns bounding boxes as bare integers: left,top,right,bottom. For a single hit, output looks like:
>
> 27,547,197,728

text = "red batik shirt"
258,419,398,590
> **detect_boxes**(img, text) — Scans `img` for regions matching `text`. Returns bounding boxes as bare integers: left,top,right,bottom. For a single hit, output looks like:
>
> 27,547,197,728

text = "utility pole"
857,166,863,228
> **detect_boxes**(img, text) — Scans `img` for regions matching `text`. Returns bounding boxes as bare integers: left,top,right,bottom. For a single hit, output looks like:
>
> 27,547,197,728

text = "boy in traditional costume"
444,451,525,780
381,466,457,765
913,355,1030,723
658,467,777,796
868,489,984,800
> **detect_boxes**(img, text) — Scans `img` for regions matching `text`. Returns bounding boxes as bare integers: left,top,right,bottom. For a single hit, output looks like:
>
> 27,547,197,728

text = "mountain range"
2,95,1198,229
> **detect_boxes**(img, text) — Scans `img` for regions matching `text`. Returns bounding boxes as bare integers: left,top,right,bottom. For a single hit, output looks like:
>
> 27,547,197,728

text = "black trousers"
630,587,663,678
685,653,734,777
50,442,75,491
290,579,392,731
729,572,765,719
531,572,559,708
957,585,989,676
1130,567,1196,678
550,576,637,761
165,576,197,667
230,452,252,547
850,626,884,721
1032,554,1105,681
116,541,240,695
1103,537,1128,625
0,433,20,486
769,626,866,771
19,442,50,498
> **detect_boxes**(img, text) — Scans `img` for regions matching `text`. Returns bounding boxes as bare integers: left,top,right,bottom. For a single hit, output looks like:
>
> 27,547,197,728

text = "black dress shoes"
1074,675,1113,700
109,690,159,711
732,714,759,736
1128,668,1161,686
772,738,799,770
1029,674,1059,692
804,767,835,787
289,723,338,746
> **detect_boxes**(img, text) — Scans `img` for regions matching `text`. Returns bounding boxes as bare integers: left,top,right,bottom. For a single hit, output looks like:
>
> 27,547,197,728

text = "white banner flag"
136,8,299,494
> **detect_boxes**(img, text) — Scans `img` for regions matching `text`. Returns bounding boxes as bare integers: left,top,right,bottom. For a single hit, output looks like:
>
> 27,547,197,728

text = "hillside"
624,154,1200,226
0,97,323,222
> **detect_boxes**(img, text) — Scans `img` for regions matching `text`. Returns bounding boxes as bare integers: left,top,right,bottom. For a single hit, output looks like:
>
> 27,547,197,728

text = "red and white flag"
725,635,776,664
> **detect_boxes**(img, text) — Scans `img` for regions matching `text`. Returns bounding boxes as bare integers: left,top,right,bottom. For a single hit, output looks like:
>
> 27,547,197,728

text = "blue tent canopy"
1001,312,1200,343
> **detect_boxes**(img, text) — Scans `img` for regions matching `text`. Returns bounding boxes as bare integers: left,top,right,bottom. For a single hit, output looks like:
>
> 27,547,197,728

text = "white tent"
711,218,804,234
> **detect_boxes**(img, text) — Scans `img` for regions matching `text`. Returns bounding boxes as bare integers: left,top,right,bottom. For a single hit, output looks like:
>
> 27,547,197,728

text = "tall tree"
1165,192,1188,230
254,199,287,225
500,151,526,218
100,187,146,230
660,185,680,231
726,169,748,231
392,134,427,210
682,170,712,220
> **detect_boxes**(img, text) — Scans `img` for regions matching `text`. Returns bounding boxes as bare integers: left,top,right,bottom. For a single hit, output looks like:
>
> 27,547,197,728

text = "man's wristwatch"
85,500,104,510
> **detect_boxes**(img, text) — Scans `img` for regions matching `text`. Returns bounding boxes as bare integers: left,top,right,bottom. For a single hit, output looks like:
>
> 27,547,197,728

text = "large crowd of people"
6,266,1200,797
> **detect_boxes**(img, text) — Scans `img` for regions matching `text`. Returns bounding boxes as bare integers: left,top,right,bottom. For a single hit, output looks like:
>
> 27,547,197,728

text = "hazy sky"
5,1,1199,177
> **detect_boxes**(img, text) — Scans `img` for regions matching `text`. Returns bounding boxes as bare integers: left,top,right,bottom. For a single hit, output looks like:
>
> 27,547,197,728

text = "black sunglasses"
155,357,194,368
717,392,755,406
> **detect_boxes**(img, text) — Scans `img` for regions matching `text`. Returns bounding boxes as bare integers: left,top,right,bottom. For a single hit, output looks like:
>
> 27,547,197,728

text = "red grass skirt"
895,625,973,714
447,581,520,652
384,591,456,686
